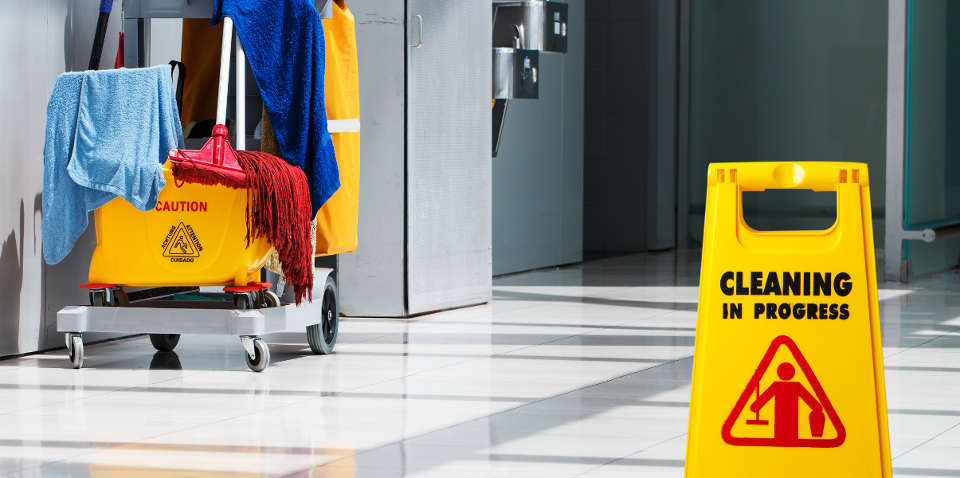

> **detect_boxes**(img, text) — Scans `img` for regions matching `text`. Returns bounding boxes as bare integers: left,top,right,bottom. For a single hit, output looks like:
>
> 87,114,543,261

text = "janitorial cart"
57,14,339,372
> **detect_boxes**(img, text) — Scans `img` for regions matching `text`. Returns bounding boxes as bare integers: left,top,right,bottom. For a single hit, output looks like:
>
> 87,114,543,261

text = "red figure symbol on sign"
722,335,845,448
749,363,825,441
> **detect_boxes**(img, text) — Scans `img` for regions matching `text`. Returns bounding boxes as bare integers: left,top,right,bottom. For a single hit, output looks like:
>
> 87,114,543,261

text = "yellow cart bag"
315,0,360,256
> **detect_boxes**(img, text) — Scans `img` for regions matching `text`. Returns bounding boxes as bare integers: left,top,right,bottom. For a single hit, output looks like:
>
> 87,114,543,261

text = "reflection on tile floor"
2,250,959,476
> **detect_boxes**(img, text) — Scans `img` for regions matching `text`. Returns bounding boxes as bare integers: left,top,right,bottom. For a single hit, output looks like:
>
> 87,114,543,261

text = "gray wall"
0,1,124,356
493,0,584,276
686,0,887,240
337,0,406,316
583,0,677,256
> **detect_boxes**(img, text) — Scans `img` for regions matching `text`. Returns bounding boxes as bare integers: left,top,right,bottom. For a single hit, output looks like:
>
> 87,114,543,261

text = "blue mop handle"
100,0,113,14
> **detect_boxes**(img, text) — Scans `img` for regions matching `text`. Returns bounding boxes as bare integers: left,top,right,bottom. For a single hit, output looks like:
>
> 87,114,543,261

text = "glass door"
903,0,960,275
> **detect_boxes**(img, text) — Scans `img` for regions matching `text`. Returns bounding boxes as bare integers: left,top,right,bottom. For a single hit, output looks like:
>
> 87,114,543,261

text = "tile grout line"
14,361,441,477
296,353,695,476
10,307,623,476
892,418,960,461
0,350,197,419
12,331,464,476
570,430,689,478
281,292,693,475
351,306,678,387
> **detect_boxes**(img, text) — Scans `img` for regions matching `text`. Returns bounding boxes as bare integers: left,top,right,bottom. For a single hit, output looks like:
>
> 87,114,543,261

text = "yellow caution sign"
685,162,891,477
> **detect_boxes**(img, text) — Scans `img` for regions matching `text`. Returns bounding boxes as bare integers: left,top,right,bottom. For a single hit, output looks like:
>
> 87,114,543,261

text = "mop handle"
214,17,248,151
88,0,114,70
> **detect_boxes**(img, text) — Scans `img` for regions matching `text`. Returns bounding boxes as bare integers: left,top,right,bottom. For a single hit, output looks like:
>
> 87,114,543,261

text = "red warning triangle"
722,335,845,448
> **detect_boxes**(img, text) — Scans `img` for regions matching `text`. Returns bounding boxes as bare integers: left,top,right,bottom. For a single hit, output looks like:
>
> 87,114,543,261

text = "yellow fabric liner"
314,0,360,256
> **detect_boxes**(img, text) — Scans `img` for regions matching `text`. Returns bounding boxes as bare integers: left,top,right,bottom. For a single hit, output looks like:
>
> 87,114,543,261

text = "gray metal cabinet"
406,1,492,314
339,0,492,317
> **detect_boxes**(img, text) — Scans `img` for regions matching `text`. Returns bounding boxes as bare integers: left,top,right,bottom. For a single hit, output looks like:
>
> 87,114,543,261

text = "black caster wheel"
89,288,128,307
306,276,338,355
66,333,84,369
149,334,181,352
243,337,270,372
150,351,183,370
233,293,252,310
89,290,107,306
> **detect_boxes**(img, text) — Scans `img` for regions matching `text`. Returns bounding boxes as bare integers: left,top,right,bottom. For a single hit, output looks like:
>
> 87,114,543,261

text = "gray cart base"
57,268,339,372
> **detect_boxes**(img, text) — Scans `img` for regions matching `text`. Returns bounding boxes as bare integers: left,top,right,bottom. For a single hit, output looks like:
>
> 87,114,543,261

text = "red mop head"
169,124,248,188
235,150,314,304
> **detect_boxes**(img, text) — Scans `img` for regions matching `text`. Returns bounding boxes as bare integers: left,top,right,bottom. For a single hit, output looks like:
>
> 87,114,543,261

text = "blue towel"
42,65,183,265
213,0,340,215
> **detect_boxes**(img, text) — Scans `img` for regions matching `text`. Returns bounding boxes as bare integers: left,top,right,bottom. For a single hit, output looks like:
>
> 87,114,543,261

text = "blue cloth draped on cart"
42,65,183,265
213,0,340,215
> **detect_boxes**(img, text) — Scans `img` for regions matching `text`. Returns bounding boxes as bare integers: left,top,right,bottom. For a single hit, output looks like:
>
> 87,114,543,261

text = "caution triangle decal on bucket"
722,335,844,448
162,222,201,258
684,162,891,478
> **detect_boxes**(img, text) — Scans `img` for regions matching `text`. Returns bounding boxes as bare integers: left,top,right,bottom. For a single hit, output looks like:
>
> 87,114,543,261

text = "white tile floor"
2,250,959,476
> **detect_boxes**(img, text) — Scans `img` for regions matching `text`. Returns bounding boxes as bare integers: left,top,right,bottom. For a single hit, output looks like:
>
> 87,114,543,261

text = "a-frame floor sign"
684,163,891,477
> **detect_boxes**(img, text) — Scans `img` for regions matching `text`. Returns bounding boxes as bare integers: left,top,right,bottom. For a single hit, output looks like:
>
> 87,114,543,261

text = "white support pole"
884,0,907,281
215,17,233,127
235,34,246,150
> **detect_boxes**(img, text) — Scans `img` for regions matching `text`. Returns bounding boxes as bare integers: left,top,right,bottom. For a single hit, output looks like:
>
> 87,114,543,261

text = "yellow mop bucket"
88,163,272,287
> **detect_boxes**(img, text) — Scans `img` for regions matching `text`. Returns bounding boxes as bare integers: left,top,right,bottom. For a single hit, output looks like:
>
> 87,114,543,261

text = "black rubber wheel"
89,290,107,306
233,293,251,310
306,276,338,355
244,338,270,372
90,288,127,307
67,334,84,369
149,334,181,352
113,289,130,306
150,351,183,370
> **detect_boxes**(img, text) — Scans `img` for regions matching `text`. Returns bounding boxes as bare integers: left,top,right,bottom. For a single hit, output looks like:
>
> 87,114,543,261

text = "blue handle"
100,0,112,14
